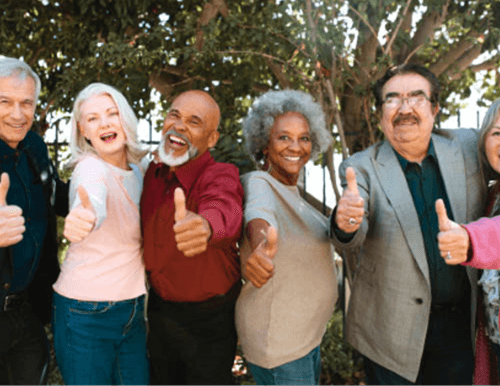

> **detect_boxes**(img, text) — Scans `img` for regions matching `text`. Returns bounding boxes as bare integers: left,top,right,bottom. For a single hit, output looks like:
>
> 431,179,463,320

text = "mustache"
393,114,419,125
163,130,192,147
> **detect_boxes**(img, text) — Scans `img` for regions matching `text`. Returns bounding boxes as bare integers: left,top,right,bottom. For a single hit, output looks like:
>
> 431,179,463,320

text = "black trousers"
364,302,474,385
148,282,241,385
0,300,49,385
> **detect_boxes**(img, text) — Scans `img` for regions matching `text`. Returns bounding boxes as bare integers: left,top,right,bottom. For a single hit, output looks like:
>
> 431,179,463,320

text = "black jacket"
0,131,68,324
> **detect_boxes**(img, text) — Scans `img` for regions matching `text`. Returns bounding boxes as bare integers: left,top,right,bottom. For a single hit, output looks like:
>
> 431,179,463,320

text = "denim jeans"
248,345,321,385
52,292,149,385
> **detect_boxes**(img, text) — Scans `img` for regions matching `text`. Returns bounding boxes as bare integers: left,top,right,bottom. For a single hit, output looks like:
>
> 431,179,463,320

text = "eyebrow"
384,90,428,98
168,108,203,122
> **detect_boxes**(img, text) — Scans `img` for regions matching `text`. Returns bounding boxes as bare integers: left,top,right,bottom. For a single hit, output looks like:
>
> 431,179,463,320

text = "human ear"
207,130,220,149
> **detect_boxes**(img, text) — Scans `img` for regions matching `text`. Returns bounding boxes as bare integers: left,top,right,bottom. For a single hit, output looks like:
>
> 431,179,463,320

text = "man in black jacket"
0,57,68,384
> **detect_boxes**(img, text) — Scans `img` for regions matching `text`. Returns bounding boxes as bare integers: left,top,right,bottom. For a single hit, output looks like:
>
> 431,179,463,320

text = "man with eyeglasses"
330,64,485,384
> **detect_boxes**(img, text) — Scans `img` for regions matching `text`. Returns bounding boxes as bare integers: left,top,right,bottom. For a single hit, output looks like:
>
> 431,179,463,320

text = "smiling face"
264,111,312,186
160,90,220,168
380,73,439,163
78,94,128,168
485,115,500,174
0,75,36,149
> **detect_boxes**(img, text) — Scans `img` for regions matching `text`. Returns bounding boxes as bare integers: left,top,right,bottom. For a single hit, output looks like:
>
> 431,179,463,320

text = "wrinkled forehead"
170,91,220,128
382,73,432,97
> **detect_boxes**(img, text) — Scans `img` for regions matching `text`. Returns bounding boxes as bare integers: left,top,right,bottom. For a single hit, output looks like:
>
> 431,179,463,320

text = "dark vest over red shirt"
140,151,243,302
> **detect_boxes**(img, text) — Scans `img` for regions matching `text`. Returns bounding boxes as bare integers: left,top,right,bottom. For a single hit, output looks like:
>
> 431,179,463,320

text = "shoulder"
339,141,384,175
199,161,242,186
241,170,274,190
24,131,49,157
72,156,108,180
433,128,479,147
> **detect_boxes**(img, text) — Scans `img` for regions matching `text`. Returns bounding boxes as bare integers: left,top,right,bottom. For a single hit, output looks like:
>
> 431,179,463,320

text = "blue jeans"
52,292,149,385
248,346,321,385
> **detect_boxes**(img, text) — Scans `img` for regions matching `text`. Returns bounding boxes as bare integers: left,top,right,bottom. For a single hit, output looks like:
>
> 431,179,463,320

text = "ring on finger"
446,251,452,260
348,217,357,225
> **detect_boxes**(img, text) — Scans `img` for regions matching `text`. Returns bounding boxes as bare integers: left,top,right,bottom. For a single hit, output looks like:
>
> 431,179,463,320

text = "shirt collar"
155,150,214,191
0,134,30,158
395,139,436,171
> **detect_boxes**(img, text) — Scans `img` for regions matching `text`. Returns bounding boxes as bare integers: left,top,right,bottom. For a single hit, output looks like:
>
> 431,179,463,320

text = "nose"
288,139,301,151
398,98,413,113
11,103,23,120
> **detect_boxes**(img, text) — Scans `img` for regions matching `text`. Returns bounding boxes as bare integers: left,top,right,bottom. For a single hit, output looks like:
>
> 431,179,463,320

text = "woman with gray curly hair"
235,89,338,384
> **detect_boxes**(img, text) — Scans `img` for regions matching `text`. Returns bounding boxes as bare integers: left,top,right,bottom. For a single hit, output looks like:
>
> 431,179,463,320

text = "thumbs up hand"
63,186,96,243
244,225,278,288
173,188,212,257
436,199,469,265
0,173,25,247
335,167,365,233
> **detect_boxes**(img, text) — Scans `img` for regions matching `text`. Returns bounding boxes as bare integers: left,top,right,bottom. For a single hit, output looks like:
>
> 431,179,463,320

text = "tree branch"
447,45,483,80
195,0,228,51
411,0,450,50
384,0,413,56
430,31,480,76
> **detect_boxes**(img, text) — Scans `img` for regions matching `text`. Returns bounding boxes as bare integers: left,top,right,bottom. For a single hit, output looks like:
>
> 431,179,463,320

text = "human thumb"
78,185,94,213
174,187,187,222
345,167,360,196
262,226,278,258
0,173,9,207
435,199,451,232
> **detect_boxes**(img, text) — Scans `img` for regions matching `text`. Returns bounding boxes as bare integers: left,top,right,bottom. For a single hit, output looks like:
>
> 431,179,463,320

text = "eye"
87,116,97,122
301,136,311,142
278,135,289,140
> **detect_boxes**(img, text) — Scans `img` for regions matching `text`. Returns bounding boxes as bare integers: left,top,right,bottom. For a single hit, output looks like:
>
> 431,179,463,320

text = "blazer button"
415,298,423,305
3,283,11,290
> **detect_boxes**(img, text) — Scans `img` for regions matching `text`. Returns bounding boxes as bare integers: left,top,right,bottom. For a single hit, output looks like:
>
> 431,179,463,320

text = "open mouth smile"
100,132,117,143
168,135,187,147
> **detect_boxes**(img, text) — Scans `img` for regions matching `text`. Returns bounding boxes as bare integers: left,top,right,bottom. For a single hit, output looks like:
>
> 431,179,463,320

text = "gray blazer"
330,129,487,382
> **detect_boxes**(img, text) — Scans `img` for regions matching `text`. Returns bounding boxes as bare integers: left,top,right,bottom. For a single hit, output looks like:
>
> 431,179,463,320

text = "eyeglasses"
383,94,431,109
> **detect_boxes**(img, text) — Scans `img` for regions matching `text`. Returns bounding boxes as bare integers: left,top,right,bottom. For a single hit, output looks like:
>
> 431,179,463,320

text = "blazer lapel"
432,133,467,223
372,141,430,284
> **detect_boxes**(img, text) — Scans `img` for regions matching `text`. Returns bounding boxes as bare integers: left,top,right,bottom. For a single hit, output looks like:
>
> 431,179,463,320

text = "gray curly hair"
243,90,332,166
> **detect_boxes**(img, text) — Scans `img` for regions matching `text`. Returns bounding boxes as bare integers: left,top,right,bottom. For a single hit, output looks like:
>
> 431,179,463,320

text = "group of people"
2,54,500,386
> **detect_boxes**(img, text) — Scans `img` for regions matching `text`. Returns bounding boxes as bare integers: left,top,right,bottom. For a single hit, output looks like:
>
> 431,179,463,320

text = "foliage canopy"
2,0,500,199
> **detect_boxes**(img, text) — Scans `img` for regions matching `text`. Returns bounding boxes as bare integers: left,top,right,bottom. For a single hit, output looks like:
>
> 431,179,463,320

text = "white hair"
0,56,41,103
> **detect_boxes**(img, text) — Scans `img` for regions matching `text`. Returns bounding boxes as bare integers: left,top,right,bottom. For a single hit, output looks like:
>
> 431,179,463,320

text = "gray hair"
0,57,41,103
243,90,332,166
478,98,500,180
69,82,149,166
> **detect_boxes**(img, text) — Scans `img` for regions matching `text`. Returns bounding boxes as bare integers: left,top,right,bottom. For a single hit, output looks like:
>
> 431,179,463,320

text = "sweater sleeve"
462,216,500,269
70,157,108,229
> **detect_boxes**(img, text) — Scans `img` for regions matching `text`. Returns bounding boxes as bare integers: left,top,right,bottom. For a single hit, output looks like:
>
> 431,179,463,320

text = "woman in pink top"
437,99,500,383
51,83,149,385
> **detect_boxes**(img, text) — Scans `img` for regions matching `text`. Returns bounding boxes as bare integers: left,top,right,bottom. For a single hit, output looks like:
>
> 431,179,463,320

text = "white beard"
158,133,198,167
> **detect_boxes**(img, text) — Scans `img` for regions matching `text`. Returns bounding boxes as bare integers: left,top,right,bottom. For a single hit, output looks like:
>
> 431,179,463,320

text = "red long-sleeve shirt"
140,151,243,302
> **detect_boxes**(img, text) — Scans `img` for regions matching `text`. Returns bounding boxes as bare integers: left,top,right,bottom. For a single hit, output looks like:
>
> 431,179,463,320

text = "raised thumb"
345,167,360,196
263,226,278,258
78,185,94,212
174,187,187,222
0,173,9,207
435,199,451,232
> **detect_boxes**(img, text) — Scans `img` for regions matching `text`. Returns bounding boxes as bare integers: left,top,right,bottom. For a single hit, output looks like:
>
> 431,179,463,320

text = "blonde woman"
52,83,149,385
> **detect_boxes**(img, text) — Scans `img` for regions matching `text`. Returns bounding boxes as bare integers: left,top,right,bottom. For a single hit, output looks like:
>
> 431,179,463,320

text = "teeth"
169,135,186,145
285,156,300,161
101,133,116,141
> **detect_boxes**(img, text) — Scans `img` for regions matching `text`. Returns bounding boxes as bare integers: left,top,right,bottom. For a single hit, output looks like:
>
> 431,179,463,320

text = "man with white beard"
140,90,244,385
